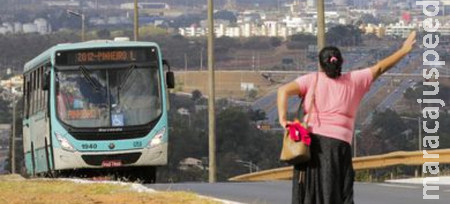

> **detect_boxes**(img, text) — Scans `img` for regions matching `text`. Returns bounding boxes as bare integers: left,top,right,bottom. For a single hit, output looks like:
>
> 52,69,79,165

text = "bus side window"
37,68,41,112
41,66,46,111
23,74,27,118
30,71,34,115
34,70,37,115
39,67,44,112
33,70,37,115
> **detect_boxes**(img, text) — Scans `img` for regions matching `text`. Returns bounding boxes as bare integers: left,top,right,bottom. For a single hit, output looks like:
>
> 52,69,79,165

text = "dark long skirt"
292,133,354,204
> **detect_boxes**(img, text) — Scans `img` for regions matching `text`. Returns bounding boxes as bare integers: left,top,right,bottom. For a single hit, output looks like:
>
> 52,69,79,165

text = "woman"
277,31,416,204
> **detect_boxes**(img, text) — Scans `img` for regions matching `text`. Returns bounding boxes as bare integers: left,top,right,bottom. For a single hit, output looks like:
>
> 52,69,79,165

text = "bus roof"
23,40,160,73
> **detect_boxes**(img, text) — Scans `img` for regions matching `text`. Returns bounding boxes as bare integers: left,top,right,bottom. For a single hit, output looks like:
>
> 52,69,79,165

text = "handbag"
280,72,319,165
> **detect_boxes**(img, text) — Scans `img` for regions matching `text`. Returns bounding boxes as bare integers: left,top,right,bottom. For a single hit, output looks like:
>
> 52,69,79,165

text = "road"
148,181,450,204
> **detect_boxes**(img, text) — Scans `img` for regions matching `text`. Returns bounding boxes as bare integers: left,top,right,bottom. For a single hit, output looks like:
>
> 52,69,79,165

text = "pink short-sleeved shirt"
295,68,373,144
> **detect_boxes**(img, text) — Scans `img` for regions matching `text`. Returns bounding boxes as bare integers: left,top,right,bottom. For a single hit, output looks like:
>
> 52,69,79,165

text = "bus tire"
31,142,36,177
44,138,51,176
139,166,156,184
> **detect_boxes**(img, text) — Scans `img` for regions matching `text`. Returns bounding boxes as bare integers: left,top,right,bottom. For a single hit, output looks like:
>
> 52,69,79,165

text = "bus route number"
82,143,98,150
133,141,142,148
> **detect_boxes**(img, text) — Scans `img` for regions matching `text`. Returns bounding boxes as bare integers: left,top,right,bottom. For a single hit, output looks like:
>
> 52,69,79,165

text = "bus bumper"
53,143,168,170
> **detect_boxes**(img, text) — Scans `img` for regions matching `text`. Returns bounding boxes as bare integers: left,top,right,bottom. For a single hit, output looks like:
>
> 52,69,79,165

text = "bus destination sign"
56,47,157,65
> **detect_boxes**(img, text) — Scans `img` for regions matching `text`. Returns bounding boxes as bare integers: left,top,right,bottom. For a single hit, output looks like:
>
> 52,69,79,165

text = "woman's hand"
401,31,416,54
371,30,417,80
279,119,293,129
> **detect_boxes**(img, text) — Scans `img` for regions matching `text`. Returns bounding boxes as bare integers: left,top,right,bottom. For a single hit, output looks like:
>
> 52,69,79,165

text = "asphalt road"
147,181,450,204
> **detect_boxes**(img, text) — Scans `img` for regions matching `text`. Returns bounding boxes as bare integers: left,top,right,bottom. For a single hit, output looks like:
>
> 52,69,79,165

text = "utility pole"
207,0,216,183
317,0,326,56
134,0,139,41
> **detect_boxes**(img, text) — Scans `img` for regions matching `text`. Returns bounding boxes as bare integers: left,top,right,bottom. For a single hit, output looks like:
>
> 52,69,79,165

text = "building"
443,0,450,15
44,0,80,7
352,0,368,8
307,0,316,8
334,0,347,6
120,2,170,10
360,24,386,38
0,19,51,35
385,21,417,37
0,75,23,96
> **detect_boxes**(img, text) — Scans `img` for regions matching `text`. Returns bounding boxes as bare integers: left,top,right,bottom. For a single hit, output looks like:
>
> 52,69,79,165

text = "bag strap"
297,72,319,128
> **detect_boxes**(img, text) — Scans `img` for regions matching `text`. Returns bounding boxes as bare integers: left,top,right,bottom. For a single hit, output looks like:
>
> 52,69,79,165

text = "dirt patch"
0,175,220,204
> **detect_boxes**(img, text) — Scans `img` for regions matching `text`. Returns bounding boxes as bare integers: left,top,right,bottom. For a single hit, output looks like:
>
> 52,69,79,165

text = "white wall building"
385,21,416,37
0,19,51,35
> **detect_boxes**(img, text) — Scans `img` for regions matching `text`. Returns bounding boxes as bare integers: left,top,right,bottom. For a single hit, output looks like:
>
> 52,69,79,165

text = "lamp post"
401,116,422,177
67,9,85,42
400,116,422,151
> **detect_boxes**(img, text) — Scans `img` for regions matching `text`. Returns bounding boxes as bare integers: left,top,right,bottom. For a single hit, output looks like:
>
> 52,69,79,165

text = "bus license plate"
101,160,122,167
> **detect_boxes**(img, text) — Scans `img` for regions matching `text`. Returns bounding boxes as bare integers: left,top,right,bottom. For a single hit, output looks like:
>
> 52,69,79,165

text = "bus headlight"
55,132,75,152
148,127,165,148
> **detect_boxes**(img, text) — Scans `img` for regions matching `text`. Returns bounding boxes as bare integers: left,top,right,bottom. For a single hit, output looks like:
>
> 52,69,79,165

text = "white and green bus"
22,39,174,182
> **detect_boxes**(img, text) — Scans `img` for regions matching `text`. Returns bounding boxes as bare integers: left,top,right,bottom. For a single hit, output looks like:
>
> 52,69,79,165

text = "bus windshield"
55,66,161,128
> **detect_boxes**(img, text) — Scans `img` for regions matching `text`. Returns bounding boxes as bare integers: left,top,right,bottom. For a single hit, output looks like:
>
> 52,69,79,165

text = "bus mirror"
43,72,50,90
163,59,175,89
166,71,175,89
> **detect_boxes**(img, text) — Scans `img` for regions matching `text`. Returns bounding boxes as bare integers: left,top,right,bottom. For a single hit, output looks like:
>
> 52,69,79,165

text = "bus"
22,39,174,182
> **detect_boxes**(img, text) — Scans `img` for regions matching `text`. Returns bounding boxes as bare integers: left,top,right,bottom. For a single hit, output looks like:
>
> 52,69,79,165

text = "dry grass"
0,175,220,204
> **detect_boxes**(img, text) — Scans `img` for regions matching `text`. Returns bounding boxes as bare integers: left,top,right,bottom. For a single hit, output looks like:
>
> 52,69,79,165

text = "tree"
0,91,12,123
247,89,258,100
158,95,284,182
214,10,237,23
287,34,316,50
359,14,381,25
360,109,409,155
248,109,266,121
269,37,282,47
326,25,362,46
191,90,202,102
96,29,111,39
241,37,273,50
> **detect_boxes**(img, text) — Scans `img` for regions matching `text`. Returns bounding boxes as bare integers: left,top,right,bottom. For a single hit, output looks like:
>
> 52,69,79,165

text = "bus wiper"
118,64,136,91
115,64,136,106
79,65,101,92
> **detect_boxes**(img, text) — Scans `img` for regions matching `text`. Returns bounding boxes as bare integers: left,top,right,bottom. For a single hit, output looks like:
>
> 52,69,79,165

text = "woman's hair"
319,46,343,79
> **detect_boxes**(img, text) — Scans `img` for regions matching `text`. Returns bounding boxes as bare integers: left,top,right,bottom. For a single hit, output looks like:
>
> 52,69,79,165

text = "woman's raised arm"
371,31,417,80
277,81,301,128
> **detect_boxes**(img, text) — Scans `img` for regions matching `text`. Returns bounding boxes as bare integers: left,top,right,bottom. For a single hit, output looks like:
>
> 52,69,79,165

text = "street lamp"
235,160,259,173
67,9,85,42
401,116,423,178
401,116,422,151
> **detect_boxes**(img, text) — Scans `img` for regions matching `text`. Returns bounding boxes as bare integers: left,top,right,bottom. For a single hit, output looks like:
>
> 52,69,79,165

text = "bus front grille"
81,153,142,166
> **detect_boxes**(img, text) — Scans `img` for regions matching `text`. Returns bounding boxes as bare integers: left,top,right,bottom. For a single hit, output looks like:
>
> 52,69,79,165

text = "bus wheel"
31,142,36,177
138,166,156,184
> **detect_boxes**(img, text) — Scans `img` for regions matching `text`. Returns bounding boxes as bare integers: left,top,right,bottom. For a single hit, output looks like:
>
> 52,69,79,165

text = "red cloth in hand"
287,122,311,146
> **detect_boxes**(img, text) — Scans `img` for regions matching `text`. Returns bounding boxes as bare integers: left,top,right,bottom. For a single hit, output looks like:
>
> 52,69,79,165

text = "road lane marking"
378,183,420,189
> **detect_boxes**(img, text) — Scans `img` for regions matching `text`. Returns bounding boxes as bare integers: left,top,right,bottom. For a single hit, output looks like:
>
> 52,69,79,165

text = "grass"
0,175,221,204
